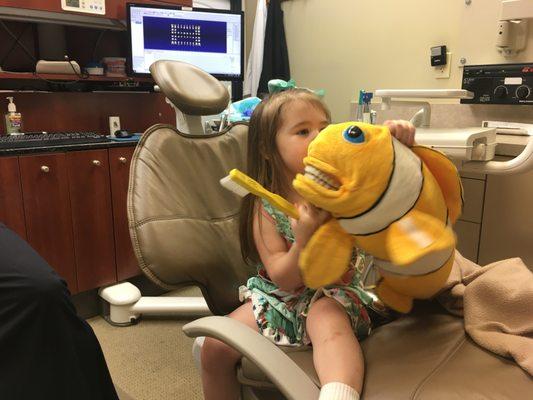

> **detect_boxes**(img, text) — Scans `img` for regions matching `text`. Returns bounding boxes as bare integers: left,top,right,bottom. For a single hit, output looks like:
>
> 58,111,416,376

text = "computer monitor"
126,3,244,80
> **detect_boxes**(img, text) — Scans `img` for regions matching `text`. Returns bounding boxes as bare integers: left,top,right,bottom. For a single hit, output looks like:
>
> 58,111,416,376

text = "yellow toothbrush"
220,169,299,219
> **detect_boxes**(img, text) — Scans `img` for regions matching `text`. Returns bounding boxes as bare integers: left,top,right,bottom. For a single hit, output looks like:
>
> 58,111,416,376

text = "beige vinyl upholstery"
130,60,532,399
150,60,230,116
240,302,532,398
128,123,254,315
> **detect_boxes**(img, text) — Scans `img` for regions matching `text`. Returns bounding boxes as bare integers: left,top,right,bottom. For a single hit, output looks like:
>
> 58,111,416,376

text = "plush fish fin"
411,146,463,224
375,280,414,313
300,219,354,288
385,210,456,270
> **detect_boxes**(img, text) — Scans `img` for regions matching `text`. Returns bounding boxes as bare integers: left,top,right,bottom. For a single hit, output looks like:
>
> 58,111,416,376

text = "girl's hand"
291,202,331,248
384,120,416,147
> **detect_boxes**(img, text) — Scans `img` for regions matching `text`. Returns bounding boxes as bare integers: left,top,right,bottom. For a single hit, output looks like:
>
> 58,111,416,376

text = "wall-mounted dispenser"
496,0,532,55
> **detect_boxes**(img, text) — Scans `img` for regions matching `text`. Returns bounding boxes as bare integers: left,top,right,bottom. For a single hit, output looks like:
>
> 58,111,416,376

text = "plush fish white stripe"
339,138,423,235
374,244,454,276
396,217,433,248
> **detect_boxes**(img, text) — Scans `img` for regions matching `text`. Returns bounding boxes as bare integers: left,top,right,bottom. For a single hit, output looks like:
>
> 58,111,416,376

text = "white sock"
318,382,360,400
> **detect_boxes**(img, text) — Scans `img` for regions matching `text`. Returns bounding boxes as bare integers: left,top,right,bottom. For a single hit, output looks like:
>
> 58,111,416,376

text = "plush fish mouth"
303,165,341,191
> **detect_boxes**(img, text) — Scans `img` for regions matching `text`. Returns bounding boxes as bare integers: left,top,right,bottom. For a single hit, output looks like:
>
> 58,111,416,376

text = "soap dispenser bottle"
5,97,23,135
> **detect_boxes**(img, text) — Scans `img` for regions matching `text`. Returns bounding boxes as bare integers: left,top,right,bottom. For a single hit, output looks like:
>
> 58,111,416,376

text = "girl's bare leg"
306,297,364,394
200,301,258,400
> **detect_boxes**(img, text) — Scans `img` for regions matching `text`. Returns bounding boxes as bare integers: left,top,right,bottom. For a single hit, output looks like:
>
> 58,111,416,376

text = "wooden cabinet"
67,149,117,292
0,156,26,240
109,146,139,280
18,153,78,292
479,170,533,268
1,145,139,294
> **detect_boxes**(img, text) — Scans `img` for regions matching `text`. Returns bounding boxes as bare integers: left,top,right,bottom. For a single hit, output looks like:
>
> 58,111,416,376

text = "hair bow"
267,79,326,98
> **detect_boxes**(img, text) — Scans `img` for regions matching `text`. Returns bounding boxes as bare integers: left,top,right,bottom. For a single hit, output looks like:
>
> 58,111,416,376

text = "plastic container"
4,97,22,135
101,57,127,77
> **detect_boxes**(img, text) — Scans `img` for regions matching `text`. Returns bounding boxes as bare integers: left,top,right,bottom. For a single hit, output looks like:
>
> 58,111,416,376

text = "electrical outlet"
434,52,452,79
109,116,121,137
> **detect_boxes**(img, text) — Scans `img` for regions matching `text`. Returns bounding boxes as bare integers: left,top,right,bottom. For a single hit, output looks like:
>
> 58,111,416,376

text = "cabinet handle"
41,165,50,173
92,160,101,166
119,157,127,164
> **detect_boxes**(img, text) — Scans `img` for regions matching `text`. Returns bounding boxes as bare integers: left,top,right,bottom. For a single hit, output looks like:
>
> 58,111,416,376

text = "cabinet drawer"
455,220,481,263
460,177,485,224
479,171,533,268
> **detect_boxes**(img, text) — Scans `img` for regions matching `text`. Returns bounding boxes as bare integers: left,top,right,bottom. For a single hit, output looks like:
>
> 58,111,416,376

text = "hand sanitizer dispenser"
4,97,23,135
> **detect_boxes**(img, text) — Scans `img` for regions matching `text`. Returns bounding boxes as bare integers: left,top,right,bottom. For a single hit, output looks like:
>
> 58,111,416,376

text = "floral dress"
239,200,374,347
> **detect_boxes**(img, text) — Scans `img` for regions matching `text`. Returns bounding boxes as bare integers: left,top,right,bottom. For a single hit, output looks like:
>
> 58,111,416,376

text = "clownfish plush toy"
293,122,463,313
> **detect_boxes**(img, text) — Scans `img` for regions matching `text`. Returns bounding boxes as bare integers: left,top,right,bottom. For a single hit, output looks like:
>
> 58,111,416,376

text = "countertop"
0,133,528,158
0,138,138,156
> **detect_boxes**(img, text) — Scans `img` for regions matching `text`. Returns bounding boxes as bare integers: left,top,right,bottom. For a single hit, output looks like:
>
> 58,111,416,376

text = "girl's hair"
239,89,331,264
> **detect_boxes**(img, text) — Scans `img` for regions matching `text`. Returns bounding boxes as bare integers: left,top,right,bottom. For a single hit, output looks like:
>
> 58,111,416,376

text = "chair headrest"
150,60,230,116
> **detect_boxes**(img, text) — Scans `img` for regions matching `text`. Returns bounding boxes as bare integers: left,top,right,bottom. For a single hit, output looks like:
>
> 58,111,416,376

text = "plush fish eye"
343,125,365,144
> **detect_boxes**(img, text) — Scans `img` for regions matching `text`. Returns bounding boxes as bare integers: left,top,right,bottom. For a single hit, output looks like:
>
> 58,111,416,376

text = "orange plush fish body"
293,122,463,313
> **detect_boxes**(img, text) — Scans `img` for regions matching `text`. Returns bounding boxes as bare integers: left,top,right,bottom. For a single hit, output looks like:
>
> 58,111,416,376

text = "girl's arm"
253,202,330,292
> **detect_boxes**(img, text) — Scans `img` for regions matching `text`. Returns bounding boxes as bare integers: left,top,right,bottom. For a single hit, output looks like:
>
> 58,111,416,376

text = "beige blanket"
437,251,533,376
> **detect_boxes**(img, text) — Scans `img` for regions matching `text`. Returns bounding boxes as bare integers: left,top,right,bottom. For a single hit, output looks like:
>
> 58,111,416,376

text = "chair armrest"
183,316,320,400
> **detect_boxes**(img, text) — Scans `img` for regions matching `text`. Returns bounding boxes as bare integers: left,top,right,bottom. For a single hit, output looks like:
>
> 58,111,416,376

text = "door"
67,149,117,292
109,146,140,280
0,156,26,239
19,153,78,292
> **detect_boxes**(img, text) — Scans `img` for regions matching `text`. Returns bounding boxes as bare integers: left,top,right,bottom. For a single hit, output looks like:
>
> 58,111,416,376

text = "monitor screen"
127,3,244,80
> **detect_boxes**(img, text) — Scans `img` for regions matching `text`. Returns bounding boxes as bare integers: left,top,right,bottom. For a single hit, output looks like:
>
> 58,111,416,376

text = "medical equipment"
97,60,531,400
126,3,244,80
375,88,533,175
98,61,240,324
461,63,533,105
153,61,230,135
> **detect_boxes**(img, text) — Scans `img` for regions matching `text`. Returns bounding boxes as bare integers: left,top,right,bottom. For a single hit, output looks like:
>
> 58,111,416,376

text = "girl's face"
275,99,329,181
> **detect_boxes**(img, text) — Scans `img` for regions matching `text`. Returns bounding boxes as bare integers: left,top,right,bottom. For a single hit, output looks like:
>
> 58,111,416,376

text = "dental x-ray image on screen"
127,3,243,80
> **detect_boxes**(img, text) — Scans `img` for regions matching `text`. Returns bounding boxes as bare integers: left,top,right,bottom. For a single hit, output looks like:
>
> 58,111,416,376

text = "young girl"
200,89,415,400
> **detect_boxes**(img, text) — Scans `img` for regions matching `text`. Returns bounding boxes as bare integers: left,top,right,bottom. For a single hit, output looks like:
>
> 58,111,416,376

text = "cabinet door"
479,170,533,268
19,153,78,292
67,150,117,292
109,146,140,281
0,156,26,239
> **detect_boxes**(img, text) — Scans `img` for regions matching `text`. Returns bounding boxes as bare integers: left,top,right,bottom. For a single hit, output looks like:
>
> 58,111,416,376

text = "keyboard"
0,132,110,149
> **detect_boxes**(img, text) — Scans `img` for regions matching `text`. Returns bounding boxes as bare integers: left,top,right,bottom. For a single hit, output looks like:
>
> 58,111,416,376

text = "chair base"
99,282,211,326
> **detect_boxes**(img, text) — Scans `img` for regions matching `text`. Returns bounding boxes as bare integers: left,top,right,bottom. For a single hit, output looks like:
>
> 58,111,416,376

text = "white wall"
193,0,231,10
279,0,533,121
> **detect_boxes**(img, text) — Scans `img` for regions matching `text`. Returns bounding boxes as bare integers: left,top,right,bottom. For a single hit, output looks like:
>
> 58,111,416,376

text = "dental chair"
127,61,532,399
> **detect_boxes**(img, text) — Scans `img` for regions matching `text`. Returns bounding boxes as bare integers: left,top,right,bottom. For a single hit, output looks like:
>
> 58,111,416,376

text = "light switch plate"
109,116,121,137
434,52,452,79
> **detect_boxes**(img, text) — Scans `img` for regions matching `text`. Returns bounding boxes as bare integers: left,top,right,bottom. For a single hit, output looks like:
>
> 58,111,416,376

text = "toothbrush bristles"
220,175,249,197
